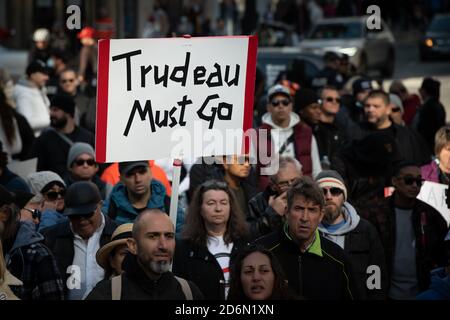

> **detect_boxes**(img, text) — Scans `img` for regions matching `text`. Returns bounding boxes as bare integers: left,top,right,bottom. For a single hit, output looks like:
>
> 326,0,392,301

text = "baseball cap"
64,181,101,216
119,161,149,176
268,84,291,101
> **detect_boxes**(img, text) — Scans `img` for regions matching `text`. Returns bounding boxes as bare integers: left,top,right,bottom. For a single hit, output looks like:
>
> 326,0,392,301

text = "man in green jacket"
255,176,358,299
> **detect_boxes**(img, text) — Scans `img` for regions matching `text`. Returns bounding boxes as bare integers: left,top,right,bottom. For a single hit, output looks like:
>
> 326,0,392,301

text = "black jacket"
358,122,431,166
369,194,449,292
247,186,284,239
172,239,248,300
86,253,204,300
31,126,95,177
320,217,388,300
415,97,446,154
313,120,346,167
255,225,357,300
41,216,117,296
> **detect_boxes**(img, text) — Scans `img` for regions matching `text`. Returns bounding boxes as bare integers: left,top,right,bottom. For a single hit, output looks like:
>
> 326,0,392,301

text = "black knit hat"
26,60,49,76
50,95,76,117
294,87,320,112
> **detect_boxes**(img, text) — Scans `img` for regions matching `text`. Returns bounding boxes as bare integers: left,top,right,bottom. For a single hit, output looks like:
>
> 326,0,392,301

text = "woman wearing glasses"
173,180,250,300
26,171,68,231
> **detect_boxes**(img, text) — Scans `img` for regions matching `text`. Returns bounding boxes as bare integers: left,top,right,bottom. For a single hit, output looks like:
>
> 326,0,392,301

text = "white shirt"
207,235,233,299
68,214,106,300
261,112,322,178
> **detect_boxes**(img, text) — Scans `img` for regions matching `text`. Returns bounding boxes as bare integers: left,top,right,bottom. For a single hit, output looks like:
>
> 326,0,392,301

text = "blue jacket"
416,268,450,300
38,210,68,232
102,179,185,234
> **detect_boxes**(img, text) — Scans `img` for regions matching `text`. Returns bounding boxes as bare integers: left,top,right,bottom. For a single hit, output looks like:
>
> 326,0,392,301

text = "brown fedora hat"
96,223,133,270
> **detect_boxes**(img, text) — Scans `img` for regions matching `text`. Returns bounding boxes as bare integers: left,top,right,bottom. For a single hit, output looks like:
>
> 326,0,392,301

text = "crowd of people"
1,5,450,301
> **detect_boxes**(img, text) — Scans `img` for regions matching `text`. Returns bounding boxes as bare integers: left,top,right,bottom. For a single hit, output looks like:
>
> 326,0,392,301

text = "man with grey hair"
86,209,203,300
248,156,302,238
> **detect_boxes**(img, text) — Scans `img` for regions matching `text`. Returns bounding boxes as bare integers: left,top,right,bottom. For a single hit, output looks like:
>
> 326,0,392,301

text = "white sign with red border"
95,36,257,163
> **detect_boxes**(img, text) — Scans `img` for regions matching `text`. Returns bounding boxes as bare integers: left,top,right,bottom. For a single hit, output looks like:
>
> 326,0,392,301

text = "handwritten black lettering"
112,49,142,91
169,52,190,87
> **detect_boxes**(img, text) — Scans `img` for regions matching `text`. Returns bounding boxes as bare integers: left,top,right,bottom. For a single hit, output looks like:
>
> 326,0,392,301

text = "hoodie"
319,202,360,249
13,78,50,136
5,221,64,300
261,112,322,178
103,179,185,234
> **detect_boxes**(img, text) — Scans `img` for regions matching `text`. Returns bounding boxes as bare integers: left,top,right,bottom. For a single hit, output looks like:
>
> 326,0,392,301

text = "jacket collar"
283,222,323,257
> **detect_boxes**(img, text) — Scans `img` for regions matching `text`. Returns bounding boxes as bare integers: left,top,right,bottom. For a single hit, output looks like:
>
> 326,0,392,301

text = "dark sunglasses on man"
271,99,290,107
325,97,341,103
45,190,66,201
401,176,424,186
61,78,75,84
73,158,96,167
322,187,344,197
392,107,401,113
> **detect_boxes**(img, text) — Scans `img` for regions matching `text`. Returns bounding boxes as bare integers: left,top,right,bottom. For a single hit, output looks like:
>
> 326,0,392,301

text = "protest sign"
416,181,450,226
95,36,258,163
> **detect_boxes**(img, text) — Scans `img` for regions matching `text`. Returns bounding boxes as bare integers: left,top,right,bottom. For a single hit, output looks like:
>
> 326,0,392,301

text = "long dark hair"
182,179,249,247
227,245,293,300
0,88,16,145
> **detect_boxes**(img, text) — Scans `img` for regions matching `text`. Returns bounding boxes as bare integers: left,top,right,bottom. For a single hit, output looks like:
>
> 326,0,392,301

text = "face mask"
47,58,55,68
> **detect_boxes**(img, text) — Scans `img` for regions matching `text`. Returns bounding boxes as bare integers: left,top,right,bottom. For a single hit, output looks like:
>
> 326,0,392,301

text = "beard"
323,203,342,224
50,116,68,129
149,260,171,274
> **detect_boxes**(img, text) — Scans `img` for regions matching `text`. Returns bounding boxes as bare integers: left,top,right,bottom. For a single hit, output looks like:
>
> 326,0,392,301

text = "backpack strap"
174,276,193,300
111,275,122,300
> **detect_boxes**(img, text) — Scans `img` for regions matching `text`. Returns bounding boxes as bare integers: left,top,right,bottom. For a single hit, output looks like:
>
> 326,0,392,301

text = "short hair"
59,68,78,78
434,126,450,156
319,85,338,98
287,176,325,211
227,245,293,300
132,208,170,239
269,156,303,184
393,160,419,177
365,89,390,106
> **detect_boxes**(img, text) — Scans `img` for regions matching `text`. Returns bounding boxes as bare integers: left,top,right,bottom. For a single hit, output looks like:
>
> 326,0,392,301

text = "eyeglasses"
61,78,75,84
325,97,341,103
69,211,95,220
44,190,66,201
400,176,424,186
392,107,401,113
73,158,96,167
322,187,344,197
271,99,290,107
23,207,42,220
277,178,300,189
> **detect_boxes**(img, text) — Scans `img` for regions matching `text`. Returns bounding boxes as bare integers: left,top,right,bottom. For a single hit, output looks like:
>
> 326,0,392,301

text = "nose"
158,236,168,250
252,271,262,282
215,204,223,212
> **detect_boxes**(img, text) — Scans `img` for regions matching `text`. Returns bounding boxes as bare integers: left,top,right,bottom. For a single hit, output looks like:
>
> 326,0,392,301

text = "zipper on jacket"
298,255,303,297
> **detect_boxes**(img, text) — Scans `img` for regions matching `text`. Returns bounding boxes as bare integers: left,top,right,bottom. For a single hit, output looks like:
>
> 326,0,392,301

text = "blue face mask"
47,58,55,69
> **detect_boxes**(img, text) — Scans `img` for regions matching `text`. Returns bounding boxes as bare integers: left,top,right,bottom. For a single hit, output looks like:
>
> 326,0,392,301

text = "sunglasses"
392,107,401,113
322,187,344,197
45,190,66,201
400,176,424,186
61,78,75,84
277,178,300,189
271,99,290,107
74,158,96,167
23,207,42,220
69,211,95,220
325,97,341,103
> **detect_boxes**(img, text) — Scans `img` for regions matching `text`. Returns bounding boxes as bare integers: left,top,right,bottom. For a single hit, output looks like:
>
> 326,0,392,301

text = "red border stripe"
95,39,110,163
242,35,258,154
